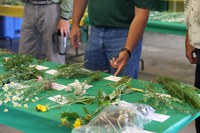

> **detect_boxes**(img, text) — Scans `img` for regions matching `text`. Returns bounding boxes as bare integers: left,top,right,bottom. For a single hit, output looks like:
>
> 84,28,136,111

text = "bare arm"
110,7,150,76
57,0,73,36
72,0,88,27
70,0,88,48
125,7,149,51
185,31,197,64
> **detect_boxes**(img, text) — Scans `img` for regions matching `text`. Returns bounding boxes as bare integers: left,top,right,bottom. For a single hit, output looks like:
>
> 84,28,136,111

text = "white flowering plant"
0,78,54,112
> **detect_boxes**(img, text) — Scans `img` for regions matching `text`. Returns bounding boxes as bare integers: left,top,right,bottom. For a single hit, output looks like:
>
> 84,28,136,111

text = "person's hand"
185,42,197,64
57,18,70,37
110,51,129,76
70,25,81,48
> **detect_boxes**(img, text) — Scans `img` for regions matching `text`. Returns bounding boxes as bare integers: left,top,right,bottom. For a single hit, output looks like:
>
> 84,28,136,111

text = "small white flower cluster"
0,82,40,112
65,79,92,95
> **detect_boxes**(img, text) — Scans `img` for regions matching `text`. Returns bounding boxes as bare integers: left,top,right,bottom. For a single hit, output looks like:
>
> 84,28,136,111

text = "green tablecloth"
0,61,199,133
146,11,186,36
145,20,186,36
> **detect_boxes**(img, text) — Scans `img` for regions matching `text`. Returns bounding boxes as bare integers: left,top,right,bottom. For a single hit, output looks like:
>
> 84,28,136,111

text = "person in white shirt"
184,0,200,132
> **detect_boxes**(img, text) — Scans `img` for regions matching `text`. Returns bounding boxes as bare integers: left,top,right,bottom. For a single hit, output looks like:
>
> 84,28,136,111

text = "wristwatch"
121,48,131,58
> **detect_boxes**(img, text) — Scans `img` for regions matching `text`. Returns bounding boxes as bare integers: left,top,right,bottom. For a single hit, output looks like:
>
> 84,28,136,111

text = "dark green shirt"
88,0,154,28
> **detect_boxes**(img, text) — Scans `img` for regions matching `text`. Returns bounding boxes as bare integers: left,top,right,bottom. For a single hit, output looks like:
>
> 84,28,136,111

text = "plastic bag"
72,101,155,133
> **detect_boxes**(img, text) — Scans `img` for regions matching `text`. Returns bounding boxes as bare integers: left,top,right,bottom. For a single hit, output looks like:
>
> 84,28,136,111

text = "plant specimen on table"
55,62,100,79
154,76,200,111
65,72,103,95
59,78,137,129
0,54,45,84
0,49,13,57
36,94,96,113
60,104,106,129
107,76,200,114
0,78,54,112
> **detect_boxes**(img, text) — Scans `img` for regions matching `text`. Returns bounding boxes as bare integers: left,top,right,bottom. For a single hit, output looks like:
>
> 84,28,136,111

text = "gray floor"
0,31,197,133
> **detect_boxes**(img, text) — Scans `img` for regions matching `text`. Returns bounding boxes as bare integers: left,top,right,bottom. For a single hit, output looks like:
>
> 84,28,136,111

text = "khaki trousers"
19,3,65,64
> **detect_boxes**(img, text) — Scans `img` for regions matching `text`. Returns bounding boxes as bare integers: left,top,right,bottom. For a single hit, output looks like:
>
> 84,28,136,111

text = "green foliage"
1,54,45,83
61,112,80,119
0,49,13,57
55,63,97,79
2,54,43,72
2,55,33,71
84,71,103,85
155,76,200,111
142,83,189,114
82,107,90,114
56,94,96,105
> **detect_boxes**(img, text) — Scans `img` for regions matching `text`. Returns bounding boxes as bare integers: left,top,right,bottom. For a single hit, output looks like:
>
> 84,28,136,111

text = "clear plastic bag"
72,101,155,133
118,101,155,127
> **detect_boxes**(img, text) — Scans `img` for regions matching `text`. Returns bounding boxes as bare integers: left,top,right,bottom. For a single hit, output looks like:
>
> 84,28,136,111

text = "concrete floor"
0,31,197,133
140,32,195,85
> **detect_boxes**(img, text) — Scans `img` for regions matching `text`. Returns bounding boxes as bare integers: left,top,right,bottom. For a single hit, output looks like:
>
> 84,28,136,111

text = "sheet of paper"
35,65,49,70
151,113,170,122
51,83,67,91
30,65,49,70
45,69,58,75
48,95,66,105
104,75,121,82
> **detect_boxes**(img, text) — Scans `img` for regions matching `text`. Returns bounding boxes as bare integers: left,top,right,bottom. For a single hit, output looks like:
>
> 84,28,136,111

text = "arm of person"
57,0,73,36
70,0,88,48
185,30,197,64
110,7,150,76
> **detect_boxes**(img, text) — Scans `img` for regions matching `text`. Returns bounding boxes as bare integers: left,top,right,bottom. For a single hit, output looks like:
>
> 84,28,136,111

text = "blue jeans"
84,26,142,79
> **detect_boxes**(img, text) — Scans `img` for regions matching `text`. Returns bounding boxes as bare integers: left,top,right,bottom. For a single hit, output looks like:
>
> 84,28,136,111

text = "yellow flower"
36,104,48,112
73,118,82,128
60,118,71,127
61,118,67,125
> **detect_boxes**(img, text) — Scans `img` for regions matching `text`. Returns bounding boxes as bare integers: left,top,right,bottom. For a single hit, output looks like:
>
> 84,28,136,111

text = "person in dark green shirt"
70,0,154,78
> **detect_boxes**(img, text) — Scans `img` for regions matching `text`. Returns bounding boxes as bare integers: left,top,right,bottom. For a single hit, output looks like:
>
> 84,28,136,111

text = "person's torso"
88,0,154,28
88,0,135,28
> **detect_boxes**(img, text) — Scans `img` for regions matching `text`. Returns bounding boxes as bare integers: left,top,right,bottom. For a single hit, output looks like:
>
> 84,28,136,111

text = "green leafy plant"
55,62,98,79
142,83,188,114
1,54,45,83
0,78,54,112
155,76,200,111
0,49,13,57
60,104,105,128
